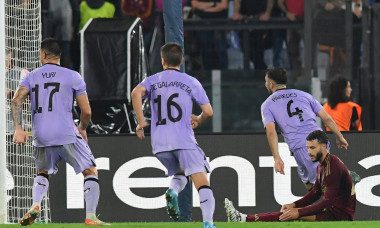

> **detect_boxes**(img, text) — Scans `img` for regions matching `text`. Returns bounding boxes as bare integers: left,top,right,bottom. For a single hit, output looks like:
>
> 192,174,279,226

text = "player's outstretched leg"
199,185,215,227
224,198,247,222
165,189,180,221
83,170,110,226
19,205,41,226
165,174,188,221
20,173,49,226
203,221,216,228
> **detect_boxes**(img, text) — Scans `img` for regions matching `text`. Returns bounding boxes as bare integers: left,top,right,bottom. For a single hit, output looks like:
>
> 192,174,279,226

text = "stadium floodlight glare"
0,0,50,224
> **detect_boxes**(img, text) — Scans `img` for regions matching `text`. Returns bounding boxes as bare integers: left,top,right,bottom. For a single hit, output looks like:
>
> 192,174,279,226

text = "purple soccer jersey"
261,89,323,150
139,69,210,154
20,63,87,147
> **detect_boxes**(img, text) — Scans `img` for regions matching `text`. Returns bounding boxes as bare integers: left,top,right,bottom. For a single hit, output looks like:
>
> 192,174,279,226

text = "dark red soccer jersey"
294,153,356,220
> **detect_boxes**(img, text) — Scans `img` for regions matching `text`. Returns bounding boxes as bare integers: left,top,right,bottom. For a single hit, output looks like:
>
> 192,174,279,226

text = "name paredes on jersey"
271,93,297,102
150,81,192,95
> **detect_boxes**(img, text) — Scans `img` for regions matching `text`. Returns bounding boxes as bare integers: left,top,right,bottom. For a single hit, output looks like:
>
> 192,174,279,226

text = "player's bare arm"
265,122,285,174
76,94,91,142
192,103,213,129
318,109,348,149
11,86,29,145
132,85,149,139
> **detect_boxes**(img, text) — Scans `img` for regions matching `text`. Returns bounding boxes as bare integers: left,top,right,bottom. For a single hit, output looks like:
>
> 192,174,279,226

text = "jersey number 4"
31,82,60,114
287,100,304,122
154,93,183,126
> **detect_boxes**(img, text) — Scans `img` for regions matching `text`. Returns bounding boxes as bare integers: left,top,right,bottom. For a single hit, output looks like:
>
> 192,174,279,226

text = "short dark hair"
266,67,287,85
327,75,350,109
160,42,182,67
306,130,329,145
41,38,61,59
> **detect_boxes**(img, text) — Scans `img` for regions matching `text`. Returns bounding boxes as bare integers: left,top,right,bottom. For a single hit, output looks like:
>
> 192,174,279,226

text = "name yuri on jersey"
150,81,192,95
271,93,297,102
42,72,56,78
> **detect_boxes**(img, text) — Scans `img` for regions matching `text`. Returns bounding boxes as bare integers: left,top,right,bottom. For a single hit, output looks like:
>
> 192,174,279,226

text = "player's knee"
37,172,50,181
82,166,98,177
305,182,314,191
197,185,211,192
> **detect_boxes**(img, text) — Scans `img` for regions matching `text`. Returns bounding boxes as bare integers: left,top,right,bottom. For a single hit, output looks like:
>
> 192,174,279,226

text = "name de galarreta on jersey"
150,81,192,95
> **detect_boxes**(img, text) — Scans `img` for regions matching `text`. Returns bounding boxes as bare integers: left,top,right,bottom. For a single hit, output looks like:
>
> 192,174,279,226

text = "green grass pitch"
1,221,380,228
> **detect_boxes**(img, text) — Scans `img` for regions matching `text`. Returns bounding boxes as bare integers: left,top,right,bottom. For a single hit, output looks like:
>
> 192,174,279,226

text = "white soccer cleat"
224,198,247,222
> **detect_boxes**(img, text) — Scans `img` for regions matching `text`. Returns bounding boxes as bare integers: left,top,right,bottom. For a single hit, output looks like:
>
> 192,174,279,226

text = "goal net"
2,0,50,224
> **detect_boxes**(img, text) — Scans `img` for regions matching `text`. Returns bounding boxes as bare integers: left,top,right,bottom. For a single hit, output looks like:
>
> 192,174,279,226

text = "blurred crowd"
40,0,379,82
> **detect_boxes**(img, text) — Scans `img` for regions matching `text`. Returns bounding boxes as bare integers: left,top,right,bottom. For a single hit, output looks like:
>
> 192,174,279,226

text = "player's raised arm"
317,109,348,149
192,103,213,129
265,122,285,175
11,86,29,145
76,94,91,142
132,85,149,139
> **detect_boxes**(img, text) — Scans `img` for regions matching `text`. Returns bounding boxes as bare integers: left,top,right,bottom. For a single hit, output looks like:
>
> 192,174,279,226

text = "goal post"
0,0,50,224
0,0,8,224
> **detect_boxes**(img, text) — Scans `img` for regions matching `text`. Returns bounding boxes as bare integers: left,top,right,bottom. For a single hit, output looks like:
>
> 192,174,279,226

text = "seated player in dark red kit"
225,130,356,222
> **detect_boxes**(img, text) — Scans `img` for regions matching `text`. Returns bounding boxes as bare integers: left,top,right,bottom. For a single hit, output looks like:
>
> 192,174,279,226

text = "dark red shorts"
316,211,352,221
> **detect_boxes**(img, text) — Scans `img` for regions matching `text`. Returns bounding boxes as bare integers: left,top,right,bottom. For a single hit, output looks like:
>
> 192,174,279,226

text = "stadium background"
2,0,380,224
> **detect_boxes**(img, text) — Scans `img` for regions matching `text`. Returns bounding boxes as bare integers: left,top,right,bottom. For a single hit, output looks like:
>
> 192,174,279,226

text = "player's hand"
77,127,88,143
13,128,29,145
191,114,200,129
274,158,285,175
336,136,348,150
136,121,149,140
279,208,299,221
280,203,295,212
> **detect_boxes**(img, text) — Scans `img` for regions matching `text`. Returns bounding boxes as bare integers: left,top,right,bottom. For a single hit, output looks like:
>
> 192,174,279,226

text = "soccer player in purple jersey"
132,42,216,228
225,130,356,222
11,38,109,226
261,67,348,190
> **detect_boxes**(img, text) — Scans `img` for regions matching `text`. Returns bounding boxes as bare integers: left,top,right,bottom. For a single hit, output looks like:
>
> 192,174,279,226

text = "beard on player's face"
266,85,272,94
311,150,323,162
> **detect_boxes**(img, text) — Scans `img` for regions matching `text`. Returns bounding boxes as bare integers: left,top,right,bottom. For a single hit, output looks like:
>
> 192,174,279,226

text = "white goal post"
0,0,50,224
0,1,7,223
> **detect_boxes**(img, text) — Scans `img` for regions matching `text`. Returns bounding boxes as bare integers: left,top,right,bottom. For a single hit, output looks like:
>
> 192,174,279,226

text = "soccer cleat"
19,205,40,226
350,170,361,185
165,189,180,221
85,218,111,226
203,221,216,228
224,198,247,222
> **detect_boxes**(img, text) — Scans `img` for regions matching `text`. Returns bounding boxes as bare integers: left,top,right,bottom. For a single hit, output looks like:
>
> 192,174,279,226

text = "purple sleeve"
19,72,31,90
261,103,275,127
191,78,209,105
309,94,323,114
138,77,151,99
72,72,87,96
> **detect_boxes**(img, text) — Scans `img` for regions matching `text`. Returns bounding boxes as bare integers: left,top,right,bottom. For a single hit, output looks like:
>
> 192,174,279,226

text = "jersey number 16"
154,93,183,126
